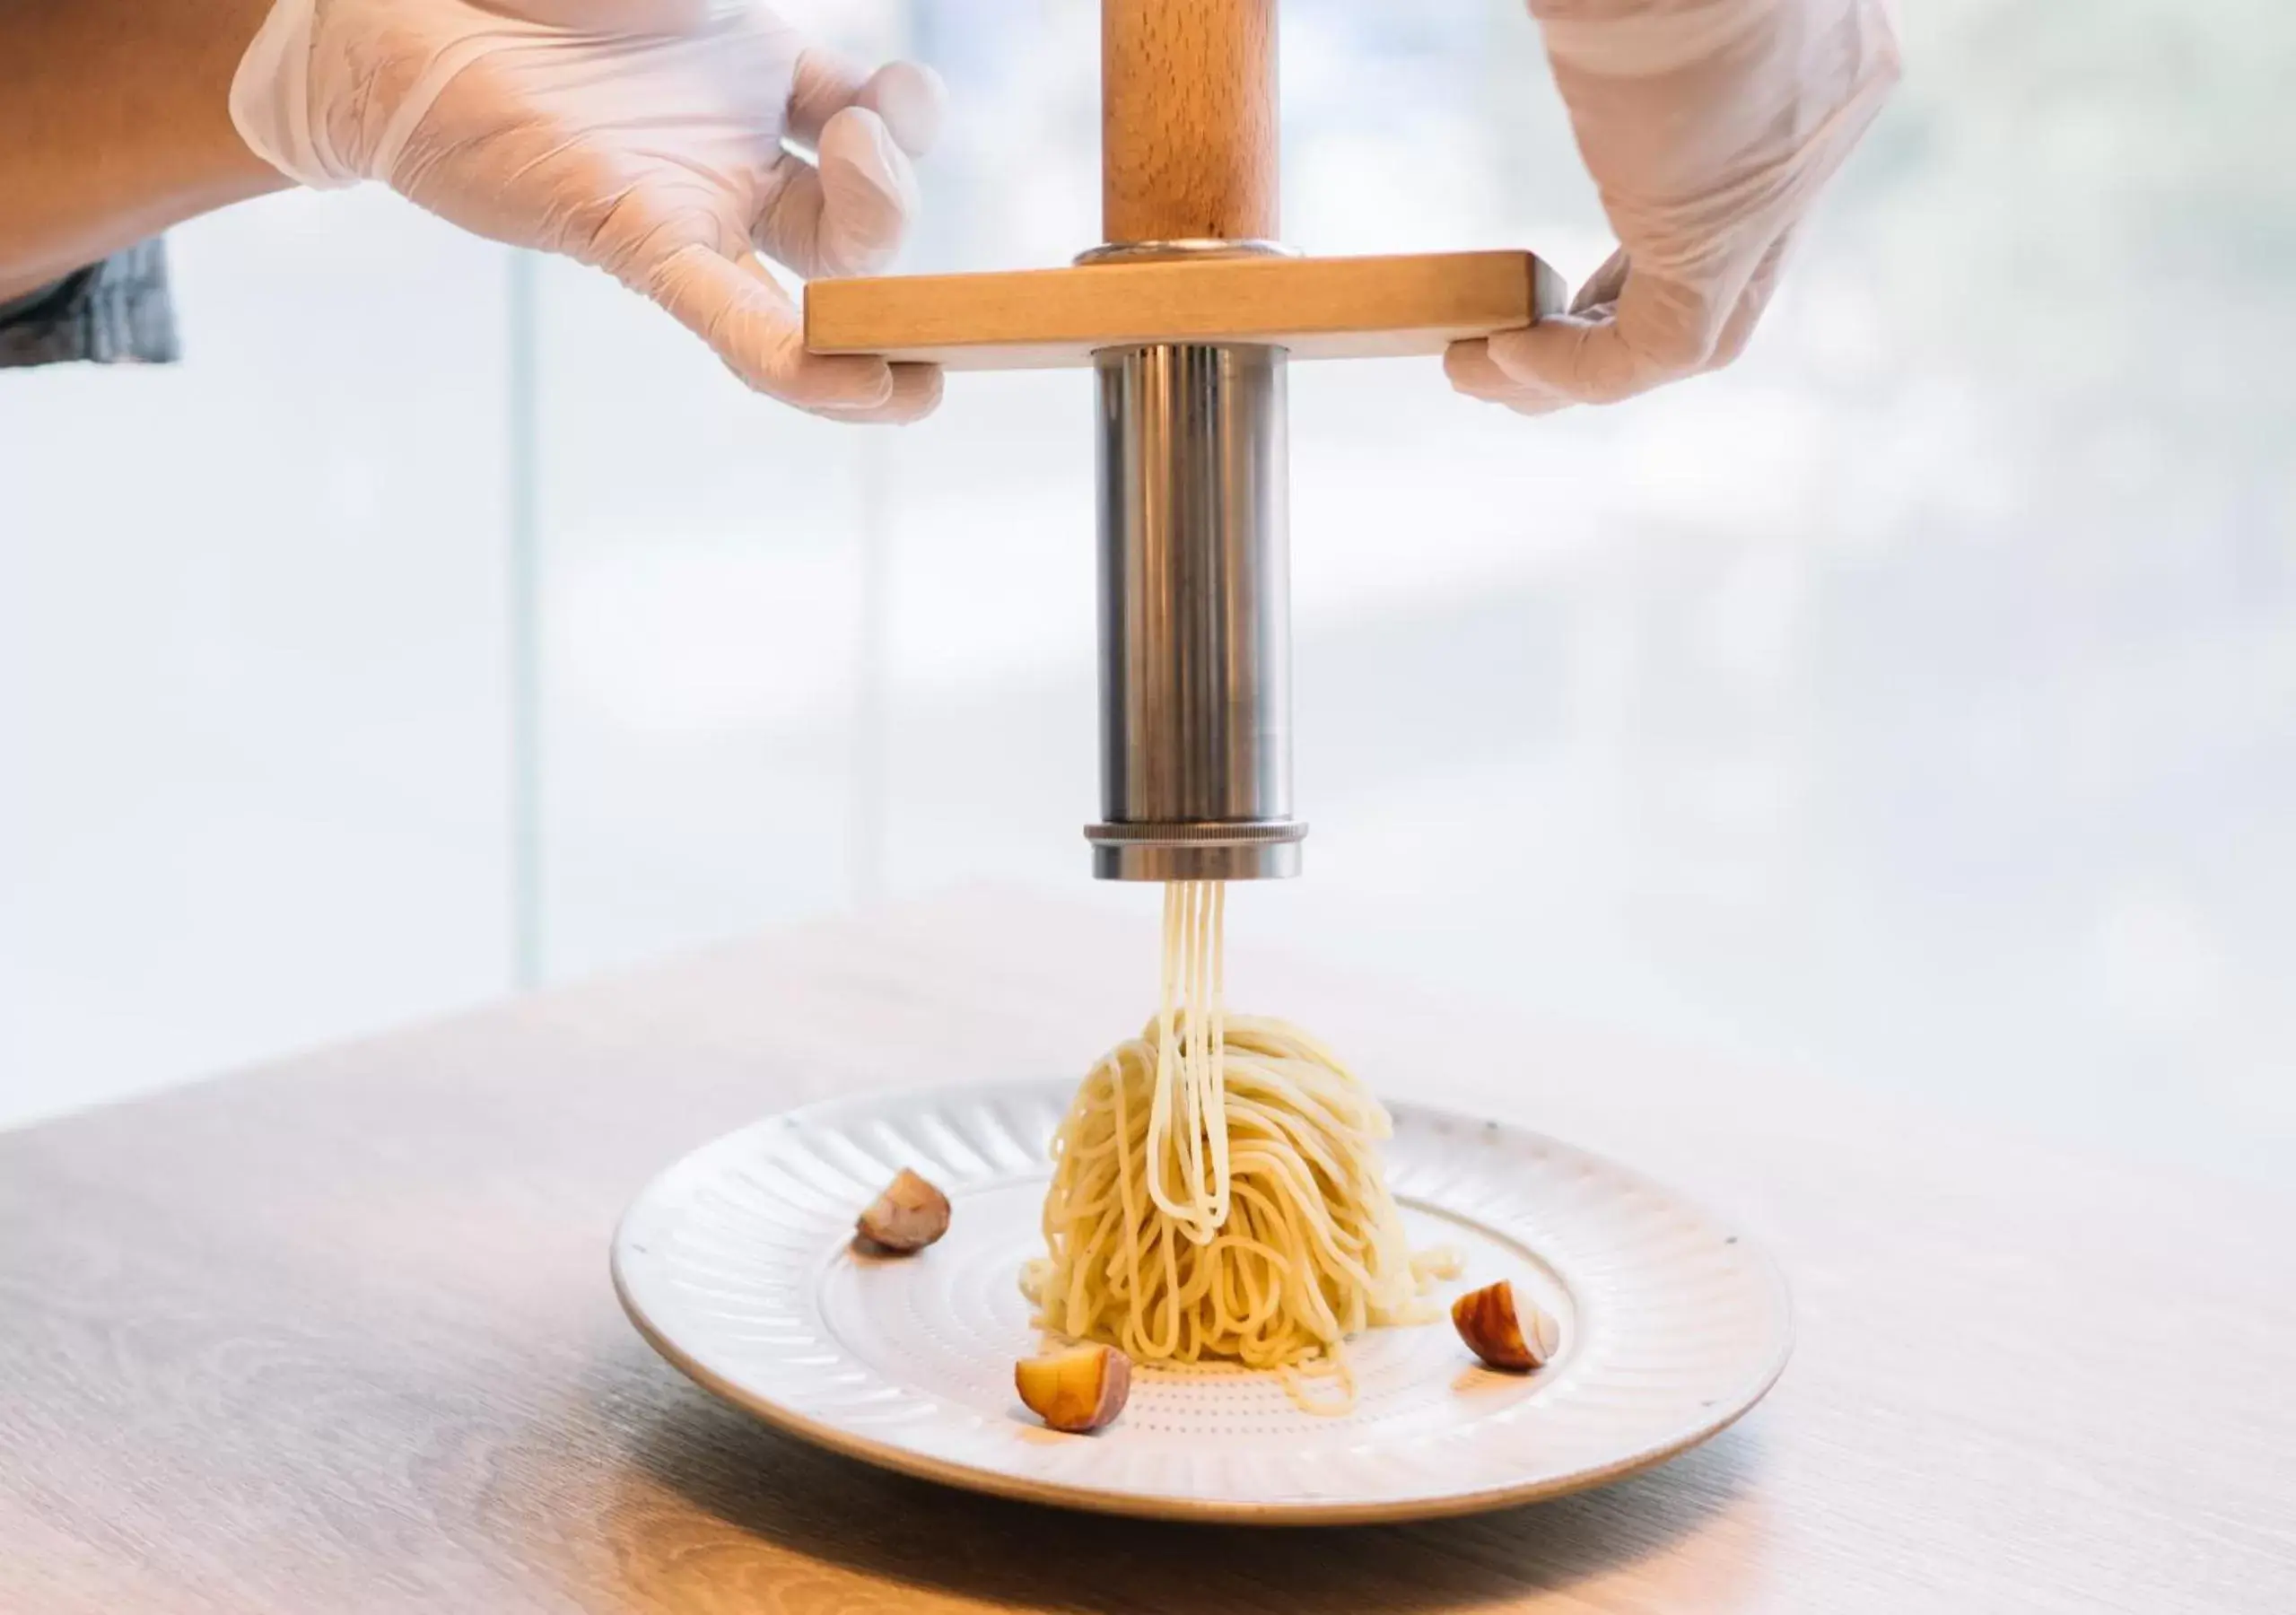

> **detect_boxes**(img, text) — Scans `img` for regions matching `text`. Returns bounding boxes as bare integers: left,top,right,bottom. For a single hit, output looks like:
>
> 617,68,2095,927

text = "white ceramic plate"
612,1079,1791,1524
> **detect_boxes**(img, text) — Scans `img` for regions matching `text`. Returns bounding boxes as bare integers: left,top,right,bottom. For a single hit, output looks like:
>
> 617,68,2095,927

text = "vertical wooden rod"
1101,0,1279,244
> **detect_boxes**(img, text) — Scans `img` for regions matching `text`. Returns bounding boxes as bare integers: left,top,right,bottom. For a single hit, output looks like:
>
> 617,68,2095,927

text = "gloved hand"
1448,0,1900,415
230,0,943,423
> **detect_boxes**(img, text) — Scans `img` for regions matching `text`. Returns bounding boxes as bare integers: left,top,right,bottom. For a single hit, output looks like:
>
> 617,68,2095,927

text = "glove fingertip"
1448,331,1574,412
645,245,899,414
1482,317,1634,406
814,108,919,276
1442,337,1507,398
831,361,942,424
862,61,947,158
819,104,904,183
886,361,943,421
811,354,897,409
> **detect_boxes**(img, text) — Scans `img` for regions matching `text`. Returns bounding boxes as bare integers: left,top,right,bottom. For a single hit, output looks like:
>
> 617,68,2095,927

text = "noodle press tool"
808,2,1563,881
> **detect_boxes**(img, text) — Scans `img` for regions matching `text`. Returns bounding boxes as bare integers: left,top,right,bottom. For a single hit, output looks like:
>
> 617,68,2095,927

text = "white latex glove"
1448,0,1900,415
231,0,943,423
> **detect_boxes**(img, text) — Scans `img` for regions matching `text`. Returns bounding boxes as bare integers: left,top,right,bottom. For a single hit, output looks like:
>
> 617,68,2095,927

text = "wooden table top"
3,890,2290,1613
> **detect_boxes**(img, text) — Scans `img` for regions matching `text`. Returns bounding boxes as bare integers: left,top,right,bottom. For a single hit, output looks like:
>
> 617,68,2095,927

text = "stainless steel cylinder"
1088,342,1304,880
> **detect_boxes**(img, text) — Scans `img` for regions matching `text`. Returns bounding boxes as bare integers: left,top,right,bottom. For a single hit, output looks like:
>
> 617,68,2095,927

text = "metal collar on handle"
1075,239,1300,267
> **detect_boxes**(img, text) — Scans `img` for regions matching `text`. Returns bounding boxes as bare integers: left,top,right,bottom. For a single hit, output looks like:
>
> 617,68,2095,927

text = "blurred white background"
3,0,2291,1178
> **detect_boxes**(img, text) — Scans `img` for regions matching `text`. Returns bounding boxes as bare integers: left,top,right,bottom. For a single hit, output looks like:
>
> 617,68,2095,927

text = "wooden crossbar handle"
806,251,1566,370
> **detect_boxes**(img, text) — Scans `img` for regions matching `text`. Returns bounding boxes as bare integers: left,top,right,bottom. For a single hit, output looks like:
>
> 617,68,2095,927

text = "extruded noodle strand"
1022,879,1455,1415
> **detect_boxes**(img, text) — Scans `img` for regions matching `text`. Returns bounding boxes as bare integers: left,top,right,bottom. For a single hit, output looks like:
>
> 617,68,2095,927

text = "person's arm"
2,0,943,421
0,0,284,301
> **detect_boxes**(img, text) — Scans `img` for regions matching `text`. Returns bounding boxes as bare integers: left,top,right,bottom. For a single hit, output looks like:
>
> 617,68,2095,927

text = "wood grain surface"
1101,0,1279,242
2,889,2292,1613
804,251,1567,370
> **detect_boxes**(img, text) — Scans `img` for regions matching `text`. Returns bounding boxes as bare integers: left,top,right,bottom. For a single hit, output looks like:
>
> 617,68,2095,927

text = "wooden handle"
809,250,1566,370
1101,0,1279,244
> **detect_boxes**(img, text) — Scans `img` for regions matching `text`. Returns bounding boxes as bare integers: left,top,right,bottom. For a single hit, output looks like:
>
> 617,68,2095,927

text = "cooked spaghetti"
1022,880,1454,1412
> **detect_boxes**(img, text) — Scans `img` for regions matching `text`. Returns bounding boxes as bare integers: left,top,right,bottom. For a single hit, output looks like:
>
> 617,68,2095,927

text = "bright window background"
4,0,2291,1178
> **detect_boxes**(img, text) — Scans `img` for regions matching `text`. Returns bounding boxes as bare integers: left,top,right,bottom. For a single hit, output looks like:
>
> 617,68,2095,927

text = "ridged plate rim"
611,1078,1793,1525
